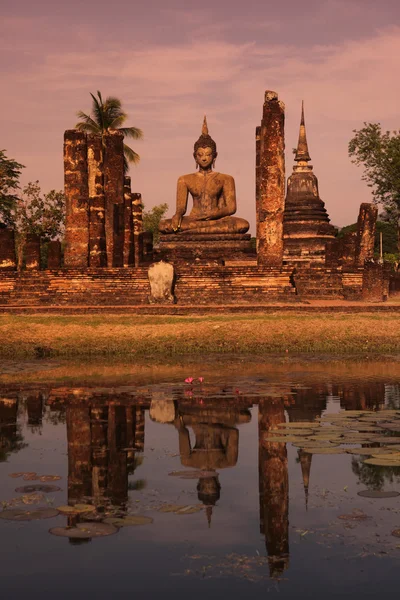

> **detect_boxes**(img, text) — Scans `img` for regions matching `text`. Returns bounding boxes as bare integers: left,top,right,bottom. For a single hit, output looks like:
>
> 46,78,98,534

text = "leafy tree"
13,181,65,240
143,202,169,243
75,91,143,173
0,149,24,226
348,123,400,229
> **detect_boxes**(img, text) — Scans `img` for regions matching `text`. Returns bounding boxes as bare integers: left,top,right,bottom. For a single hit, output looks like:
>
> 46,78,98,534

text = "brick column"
104,131,124,267
25,233,41,270
47,240,62,269
355,203,378,266
362,261,390,302
257,91,285,266
123,176,134,266
132,192,143,267
88,134,107,267
64,130,89,268
0,228,17,270
255,126,261,253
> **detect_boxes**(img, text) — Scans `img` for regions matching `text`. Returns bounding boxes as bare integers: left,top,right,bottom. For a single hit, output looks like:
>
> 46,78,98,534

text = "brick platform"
0,264,364,307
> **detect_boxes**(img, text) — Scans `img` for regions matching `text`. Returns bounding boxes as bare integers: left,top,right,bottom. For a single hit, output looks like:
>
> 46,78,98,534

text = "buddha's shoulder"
177,173,197,183
216,172,234,182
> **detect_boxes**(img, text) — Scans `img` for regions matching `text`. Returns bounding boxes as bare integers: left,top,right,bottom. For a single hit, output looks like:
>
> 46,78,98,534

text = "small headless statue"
159,117,250,235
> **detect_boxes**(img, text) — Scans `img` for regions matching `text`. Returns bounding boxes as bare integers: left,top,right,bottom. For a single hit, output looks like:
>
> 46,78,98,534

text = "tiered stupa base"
157,233,254,263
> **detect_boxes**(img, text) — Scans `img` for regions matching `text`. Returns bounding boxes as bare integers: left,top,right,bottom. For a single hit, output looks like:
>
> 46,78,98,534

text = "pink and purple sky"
1,0,400,232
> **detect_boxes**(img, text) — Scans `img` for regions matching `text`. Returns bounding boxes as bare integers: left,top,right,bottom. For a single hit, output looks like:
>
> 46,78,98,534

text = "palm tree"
75,91,143,173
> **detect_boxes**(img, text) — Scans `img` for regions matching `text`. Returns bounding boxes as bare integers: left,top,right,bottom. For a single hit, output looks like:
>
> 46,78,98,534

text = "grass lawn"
0,311,399,358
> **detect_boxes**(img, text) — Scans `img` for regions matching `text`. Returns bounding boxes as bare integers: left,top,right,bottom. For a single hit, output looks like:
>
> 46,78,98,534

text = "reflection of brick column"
64,130,89,268
257,91,285,266
104,131,124,267
91,406,109,502
88,134,107,267
47,241,62,269
25,234,41,270
66,405,92,503
135,407,145,451
107,405,128,505
132,193,143,267
355,203,378,266
26,393,43,427
123,177,134,267
258,397,289,578
0,228,17,270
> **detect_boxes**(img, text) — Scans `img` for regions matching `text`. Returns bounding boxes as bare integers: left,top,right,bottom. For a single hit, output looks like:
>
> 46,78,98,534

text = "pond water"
1,359,400,599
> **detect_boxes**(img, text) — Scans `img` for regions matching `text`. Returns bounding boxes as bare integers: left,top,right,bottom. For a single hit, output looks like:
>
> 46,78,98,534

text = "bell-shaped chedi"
283,103,335,265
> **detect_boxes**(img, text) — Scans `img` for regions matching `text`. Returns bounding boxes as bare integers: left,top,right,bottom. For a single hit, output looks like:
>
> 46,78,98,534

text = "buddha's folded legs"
159,216,249,235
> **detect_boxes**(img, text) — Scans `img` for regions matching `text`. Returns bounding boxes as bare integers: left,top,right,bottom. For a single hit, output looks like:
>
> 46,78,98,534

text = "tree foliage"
338,220,399,256
0,149,25,226
75,91,143,173
348,123,400,222
142,203,169,243
13,181,65,240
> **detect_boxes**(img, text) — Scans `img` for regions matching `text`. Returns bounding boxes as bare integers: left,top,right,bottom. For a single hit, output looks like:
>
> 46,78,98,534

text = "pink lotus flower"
184,377,194,384
198,377,204,383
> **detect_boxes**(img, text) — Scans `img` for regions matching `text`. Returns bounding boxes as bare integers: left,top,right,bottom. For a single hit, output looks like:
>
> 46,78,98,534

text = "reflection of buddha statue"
159,117,250,235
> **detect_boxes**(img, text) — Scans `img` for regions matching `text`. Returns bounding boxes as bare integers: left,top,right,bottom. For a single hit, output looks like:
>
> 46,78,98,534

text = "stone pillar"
25,233,41,270
47,240,62,269
0,228,17,270
257,91,285,267
355,203,378,266
67,404,92,503
104,131,124,267
132,192,143,267
64,130,89,268
87,134,107,268
123,176,134,267
362,261,390,302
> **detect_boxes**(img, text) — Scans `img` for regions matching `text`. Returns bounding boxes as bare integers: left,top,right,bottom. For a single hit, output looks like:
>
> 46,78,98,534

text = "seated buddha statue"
159,117,250,235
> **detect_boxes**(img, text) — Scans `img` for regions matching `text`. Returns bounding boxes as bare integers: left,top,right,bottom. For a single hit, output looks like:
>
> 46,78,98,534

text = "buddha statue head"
193,116,218,169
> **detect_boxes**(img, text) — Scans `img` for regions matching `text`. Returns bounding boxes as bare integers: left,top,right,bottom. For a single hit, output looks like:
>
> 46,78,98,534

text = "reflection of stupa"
298,449,312,510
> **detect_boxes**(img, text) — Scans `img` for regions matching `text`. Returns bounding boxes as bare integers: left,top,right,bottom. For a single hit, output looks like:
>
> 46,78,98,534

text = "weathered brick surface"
132,193,143,267
64,130,89,268
123,177,134,267
257,91,285,266
47,241,62,269
87,134,107,267
0,228,17,270
0,264,368,305
25,234,41,270
362,261,390,301
355,203,378,266
104,131,124,267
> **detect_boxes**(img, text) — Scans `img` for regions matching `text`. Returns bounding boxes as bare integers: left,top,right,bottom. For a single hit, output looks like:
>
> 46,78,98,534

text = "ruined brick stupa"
283,103,335,265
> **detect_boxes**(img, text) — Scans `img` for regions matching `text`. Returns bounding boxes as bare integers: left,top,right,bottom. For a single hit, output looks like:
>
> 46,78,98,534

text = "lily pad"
363,458,400,467
15,484,61,494
346,447,396,456
357,490,400,498
56,504,96,515
338,511,371,521
8,473,24,478
158,504,203,515
391,529,400,538
49,522,117,539
371,437,400,445
301,447,346,455
0,507,59,521
104,515,153,527
277,422,316,429
39,475,62,482
23,474,39,481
